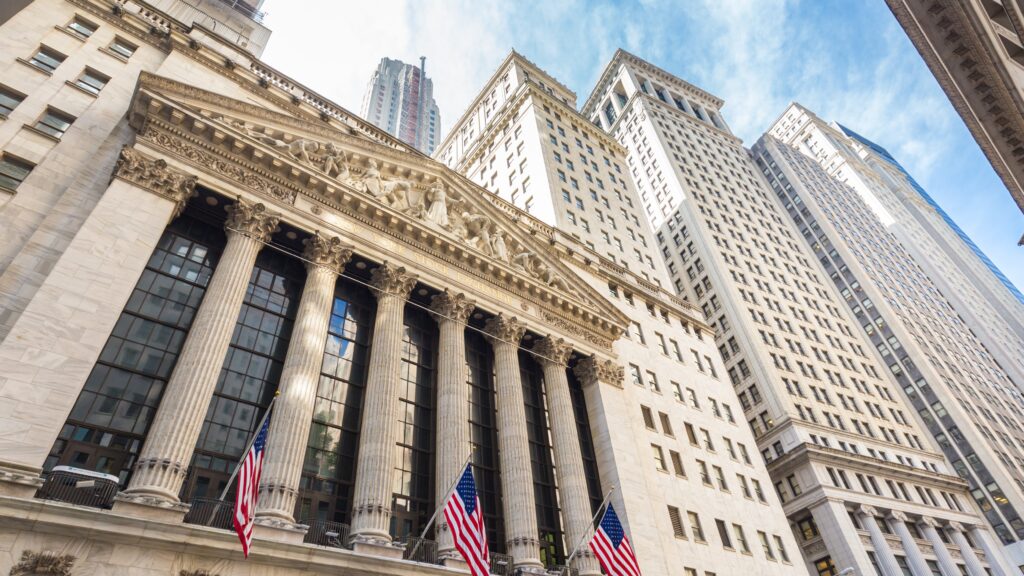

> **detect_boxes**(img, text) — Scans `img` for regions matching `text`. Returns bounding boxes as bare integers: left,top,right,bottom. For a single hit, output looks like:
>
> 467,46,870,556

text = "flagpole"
407,452,473,562
218,391,279,501
561,485,616,575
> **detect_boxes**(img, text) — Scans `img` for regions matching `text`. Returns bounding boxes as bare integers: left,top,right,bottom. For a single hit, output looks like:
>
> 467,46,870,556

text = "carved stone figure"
510,249,534,272
491,229,509,261
424,182,450,228
361,159,384,198
320,143,350,179
10,550,75,576
462,212,493,256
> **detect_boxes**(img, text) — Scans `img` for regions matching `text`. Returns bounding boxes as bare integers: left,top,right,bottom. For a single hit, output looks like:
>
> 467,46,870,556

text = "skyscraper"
765,104,1024,397
886,0,1024,229
582,49,1013,575
751,112,1024,565
437,50,803,576
360,56,441,155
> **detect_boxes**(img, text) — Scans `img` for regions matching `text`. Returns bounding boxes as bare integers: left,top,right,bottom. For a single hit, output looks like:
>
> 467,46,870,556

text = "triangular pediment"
128,73,630,344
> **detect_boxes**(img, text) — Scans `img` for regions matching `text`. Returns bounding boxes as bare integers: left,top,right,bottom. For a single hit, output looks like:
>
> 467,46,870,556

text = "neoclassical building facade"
0,2,798,575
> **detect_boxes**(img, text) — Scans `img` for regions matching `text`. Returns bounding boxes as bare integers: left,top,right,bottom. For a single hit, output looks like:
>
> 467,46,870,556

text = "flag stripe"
444,464,490,576
233,414,271,558
588,504,642,576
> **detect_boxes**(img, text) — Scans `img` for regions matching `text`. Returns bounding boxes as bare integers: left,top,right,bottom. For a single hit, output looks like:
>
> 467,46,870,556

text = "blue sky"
262,0,1022,290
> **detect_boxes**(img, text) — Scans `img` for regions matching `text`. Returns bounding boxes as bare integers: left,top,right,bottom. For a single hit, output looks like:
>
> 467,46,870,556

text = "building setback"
437,50,802,576
360,56,441,155
751,120,1024,567
885,0,1024,231
582,49,1014,576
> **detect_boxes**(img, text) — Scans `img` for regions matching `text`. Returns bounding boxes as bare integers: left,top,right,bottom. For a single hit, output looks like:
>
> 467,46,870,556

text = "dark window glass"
182,248,304,501
109,37,137,58
296,279,373,525
67,17,97,37
34,108,74,139
0,154,33,190
466,328,505,552
29,46,66,73
45,215,223,485
568,365,603,513
0,85,25,116
521,352,564,568
75,68,109,95
389,306,437,541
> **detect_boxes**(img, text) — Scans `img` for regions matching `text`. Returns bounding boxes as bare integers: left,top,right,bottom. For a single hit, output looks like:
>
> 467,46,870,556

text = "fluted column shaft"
948,524,986,576
533,337,600,576
857,507,902,576
920,520,960,576
967,525,1010,576
486,315,543,571
123,198,279,502
349,263,417,544
430,291,476,560
256,233,351,524
887,513,930,576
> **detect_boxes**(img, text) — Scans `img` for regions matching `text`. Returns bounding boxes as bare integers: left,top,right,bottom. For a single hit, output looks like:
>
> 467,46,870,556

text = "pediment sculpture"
218,116,580,295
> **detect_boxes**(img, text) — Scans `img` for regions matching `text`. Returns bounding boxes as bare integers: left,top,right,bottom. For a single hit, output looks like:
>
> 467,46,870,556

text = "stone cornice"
129,77,628,349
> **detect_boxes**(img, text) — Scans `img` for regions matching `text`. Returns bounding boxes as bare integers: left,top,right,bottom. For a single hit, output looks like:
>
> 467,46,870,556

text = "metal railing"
36,467,119,509
302,519,351,549
490,553,514,575
183,498,234,530
402,536,438,564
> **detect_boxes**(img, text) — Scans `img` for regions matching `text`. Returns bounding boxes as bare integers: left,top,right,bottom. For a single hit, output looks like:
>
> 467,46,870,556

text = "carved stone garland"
9,551,75,576
573,355,625,388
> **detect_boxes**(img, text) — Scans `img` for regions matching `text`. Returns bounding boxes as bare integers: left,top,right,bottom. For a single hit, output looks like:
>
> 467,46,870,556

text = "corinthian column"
856,506,901,576
967,524,1012,576
485,314,544,572
256,232,352,526
120,198,279,507
349,262,417,553
533,337,600,576
919,518,960,576
429,290,476,563
947,522,986,576
887,511,930,576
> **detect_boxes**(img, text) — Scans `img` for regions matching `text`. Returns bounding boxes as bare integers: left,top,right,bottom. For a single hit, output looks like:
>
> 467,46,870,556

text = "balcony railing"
183,498,234,530
401,536,438,564
36,467,119,509
302,519,351,549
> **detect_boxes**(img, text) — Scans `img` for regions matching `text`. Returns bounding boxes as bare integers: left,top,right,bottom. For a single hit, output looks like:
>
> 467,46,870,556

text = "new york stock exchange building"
0,1,804,575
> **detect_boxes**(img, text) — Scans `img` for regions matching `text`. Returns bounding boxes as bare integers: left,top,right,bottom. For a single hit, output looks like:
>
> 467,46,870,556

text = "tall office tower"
360,57,441,154
583,49,1013,576
886,0,1024,228
751,124,1024,566
437,51,803,576
766,104,1024,400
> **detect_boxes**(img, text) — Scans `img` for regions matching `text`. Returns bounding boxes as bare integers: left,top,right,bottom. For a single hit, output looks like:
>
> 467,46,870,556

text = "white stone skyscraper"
583,49,1013,575
360,56,441,155
751,114,1024,565
765,104,1024,391
437,50,803,576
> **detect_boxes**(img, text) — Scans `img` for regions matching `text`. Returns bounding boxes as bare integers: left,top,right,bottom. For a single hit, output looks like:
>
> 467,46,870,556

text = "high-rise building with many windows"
765,104,1024,391
751,111,1024,566
437,50,803,576
360,56,441,155
582,49,1014,576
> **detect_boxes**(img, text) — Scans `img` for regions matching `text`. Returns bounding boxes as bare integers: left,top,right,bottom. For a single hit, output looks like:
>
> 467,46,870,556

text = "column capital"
886,510,909,524
302,231,352,274
225,196,281,243
112,146,197,218
919,517,942,529
531,336,572,367
484,314,525,346
573,355,624,388
946,521,966,533
429,290,475,325
369,261,417,300
856,504,878,518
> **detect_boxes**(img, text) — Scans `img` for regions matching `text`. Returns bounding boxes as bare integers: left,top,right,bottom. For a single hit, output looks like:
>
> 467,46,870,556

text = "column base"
253,518,308,545
441,555,468,571
0,463,44,498
112,492,189,523
351,535,404,560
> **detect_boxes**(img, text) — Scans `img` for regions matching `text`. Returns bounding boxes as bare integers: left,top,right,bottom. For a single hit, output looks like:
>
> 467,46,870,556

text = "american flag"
443,464,490,576
590,503,642,576
233,413,271,558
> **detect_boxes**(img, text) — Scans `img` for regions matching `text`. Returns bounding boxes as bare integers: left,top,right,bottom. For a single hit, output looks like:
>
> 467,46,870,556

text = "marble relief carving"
112,147,197,216
219,118,580,294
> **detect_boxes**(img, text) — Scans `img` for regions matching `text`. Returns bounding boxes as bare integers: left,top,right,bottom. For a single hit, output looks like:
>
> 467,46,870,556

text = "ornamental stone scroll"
112,146,197,218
